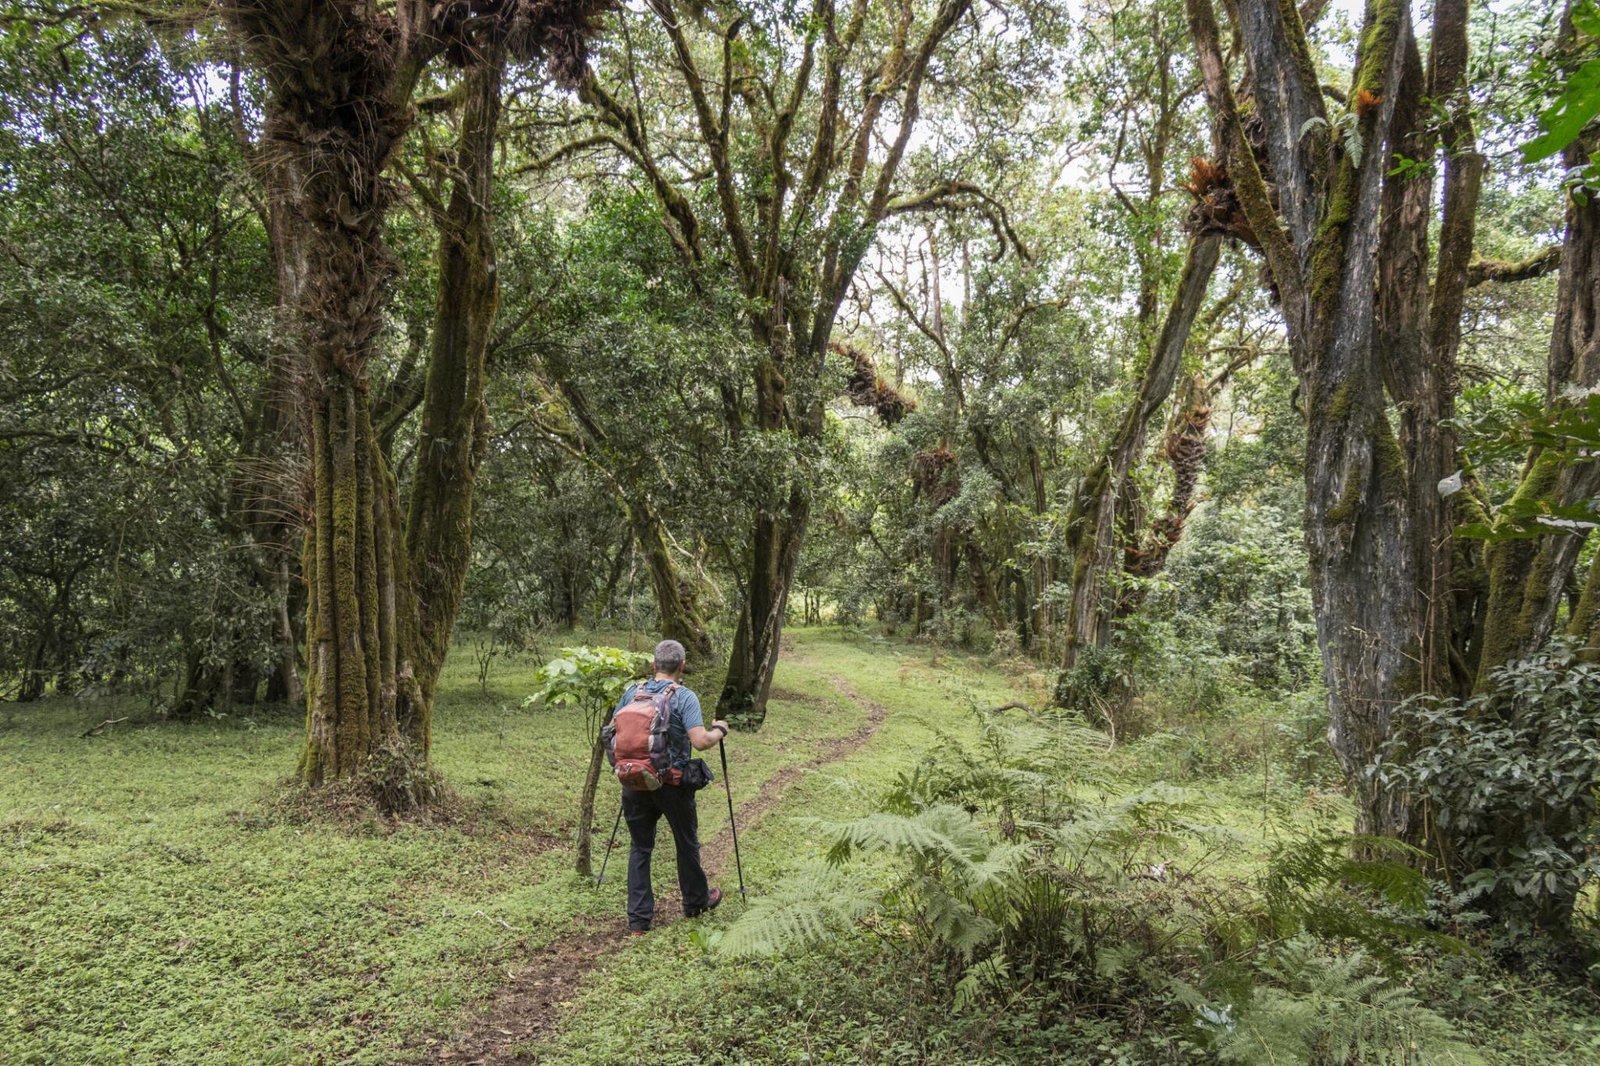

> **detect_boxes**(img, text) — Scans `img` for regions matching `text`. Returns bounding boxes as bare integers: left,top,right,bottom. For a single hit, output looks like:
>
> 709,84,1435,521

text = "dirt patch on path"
411,919,622,1065
701,677,888,876
425,675,891,1065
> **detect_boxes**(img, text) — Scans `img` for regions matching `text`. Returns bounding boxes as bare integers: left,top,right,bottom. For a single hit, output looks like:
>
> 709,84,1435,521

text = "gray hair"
653,639,687,674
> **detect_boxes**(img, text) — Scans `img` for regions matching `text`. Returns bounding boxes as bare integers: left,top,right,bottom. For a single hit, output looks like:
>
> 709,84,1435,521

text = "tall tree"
562,0,980,723
1052,0,1231,682
221,0,607,800
1185,0,1484,834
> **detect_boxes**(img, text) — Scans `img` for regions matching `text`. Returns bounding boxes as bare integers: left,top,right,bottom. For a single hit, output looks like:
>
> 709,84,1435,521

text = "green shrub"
1192,935,1481,1066
1374,641,1600,946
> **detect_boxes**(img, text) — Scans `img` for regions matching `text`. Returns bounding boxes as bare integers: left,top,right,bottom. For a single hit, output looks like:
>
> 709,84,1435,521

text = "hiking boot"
686,887,722,918
628,928,648,937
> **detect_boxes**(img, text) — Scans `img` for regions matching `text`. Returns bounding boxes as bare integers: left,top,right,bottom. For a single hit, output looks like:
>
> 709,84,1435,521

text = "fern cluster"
717,705,1477,1062
1193,936,1483,1065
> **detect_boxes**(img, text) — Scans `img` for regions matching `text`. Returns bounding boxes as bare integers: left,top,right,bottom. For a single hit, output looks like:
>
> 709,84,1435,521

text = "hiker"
607,639,729,934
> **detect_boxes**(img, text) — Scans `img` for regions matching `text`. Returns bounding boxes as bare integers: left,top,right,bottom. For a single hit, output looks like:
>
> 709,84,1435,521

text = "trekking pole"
594,805,623,887
719,737,747,897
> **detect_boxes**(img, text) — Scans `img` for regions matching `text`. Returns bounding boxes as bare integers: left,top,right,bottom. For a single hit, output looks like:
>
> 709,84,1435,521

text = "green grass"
0,629,872,1064
4,629,1598,1065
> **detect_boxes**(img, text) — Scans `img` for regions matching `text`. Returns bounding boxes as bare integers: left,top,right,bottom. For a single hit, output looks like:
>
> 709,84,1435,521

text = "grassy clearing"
0,629,868,1064
4,630,1598,1064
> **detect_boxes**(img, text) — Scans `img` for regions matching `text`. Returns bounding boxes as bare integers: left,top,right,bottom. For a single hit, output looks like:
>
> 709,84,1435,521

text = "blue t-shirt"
615,679,703,772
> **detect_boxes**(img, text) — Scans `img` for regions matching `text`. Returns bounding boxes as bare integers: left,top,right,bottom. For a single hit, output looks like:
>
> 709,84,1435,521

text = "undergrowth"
546,667,1598,1065
5,631,1598,1064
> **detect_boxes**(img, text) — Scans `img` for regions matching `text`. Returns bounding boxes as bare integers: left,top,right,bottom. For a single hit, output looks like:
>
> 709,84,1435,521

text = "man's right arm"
688,719,730,750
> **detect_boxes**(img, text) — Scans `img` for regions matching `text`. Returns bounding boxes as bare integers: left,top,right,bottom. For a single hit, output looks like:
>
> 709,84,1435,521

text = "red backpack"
602,682,680,790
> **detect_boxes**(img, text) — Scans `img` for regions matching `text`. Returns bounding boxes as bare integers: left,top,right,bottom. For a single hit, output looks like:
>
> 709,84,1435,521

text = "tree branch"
646,0,757,286
1466,245,1562,288
887,180,1032,262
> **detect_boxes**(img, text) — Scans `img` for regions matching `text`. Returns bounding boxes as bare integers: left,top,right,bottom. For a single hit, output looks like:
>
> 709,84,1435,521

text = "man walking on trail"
614,639,730,934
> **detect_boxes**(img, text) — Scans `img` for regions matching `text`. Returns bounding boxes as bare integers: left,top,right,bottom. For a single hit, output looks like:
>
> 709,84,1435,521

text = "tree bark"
1059,233,1221,680
1189,0,1473,836
630,496,715,664
718,480,809,725
1476,118,1600,677
576,724,609,877
227,2,517,802
1121,372,1215,596
402,56,504,748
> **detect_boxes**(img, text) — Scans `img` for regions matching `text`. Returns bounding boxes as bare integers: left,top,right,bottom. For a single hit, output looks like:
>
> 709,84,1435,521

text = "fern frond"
824,805,993,868
716,860,878,957
1214,935,1486,1066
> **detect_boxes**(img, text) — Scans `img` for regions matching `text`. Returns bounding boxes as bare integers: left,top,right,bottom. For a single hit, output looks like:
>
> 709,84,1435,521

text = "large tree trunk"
402,57,504,744
225,0,602,801
234,6,501,801
718,481,808,725
1476,114,1600,678
224,6,418,795
717,302,816,726
1059,233,1221,681
300,367,422,787
630,497,714,664
1188,0,1484,836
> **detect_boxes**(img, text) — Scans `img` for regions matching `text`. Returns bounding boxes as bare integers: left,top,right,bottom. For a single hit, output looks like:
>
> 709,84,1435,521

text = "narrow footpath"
425,676,890,1065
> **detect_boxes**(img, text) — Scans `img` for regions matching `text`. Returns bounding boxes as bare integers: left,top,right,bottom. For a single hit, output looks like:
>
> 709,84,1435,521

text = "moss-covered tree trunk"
630,497,715,665
1059,232,1220,681
301,367,420,786
1120,372,1215,598
402,56,505,741
1189,0,1483,836
225,0,528,802
718,330,810,724
1475,110,1600,680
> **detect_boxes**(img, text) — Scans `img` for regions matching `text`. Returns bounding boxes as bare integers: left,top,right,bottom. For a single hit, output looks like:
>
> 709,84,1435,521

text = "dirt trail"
425,676,890,1065
701,678,887,876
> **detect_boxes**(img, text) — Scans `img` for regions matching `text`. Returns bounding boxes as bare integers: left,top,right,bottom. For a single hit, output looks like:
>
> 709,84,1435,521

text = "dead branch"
81,717,129,738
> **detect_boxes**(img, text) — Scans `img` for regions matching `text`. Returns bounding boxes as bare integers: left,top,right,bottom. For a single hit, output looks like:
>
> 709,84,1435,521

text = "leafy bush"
524,646,650,874
1373,641,1600,944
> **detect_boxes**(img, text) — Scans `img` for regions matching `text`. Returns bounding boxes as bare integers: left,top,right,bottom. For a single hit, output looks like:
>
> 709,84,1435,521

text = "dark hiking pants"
621,783,711,930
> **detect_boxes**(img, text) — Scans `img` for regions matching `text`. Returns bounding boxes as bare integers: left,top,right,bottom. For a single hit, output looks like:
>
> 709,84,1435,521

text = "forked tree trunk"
1188,0,1481,836
235,7,503,799
718,479,809,725
225,0,602,801
1059,233,1221,681
579,0,974,727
